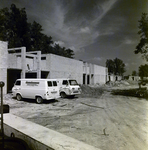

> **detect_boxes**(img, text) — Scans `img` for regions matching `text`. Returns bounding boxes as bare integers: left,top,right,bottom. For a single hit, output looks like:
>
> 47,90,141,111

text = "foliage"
52,44,74,58
139,64,148,78
106,58,126,76
106,59,114,75
0,4,30,49
0,4,74,58
114,58,126,76
132,70,138,76
135,13,148,61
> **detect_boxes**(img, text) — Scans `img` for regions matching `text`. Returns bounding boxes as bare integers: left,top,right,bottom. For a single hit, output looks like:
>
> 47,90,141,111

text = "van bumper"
66,90,81,96
44,94,60,100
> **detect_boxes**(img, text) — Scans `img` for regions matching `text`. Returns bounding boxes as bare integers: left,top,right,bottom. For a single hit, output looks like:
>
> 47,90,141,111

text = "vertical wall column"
106,68,108,82
0,41,8,94
89,64,92,85
37,51,41,78
90,64,94,85
21,47,26,78
85,63,87,85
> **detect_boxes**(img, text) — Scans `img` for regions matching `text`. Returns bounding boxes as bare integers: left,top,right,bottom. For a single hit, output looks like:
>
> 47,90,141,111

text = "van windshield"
15,80,21,85
69,80,78,85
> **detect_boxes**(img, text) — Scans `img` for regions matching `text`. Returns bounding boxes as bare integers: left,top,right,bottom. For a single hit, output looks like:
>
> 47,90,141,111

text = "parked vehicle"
137,79,148,98
57,78,81,98
12,79,60,104
136,87,147,98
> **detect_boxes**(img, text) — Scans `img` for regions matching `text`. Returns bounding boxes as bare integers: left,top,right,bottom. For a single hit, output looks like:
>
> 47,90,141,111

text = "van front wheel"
36,97,43,104
60,92,67,98
16,94,22,101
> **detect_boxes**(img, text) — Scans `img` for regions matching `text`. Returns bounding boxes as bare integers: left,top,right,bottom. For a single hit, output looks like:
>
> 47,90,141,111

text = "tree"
114,58,126,76
135,13,148,61
106,59,115,75
29,21,43,51
139,64,148,79
0,4,31,49
52,44,74,58
132,70,138,76
0,4,75,58
106,58,126,76
29,21,54,53
65,48,74,58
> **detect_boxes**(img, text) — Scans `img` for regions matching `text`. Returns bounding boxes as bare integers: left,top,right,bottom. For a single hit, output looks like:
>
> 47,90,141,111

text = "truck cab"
57,79,81,98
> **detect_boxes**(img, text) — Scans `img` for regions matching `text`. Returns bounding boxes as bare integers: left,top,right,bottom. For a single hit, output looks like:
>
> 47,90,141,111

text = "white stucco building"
0,41,108,94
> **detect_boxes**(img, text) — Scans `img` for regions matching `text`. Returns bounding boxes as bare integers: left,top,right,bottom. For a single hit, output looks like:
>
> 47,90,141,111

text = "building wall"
93,64,108,84
26,57,35,70
108,75,122,82
41,55,48,71
8,54,18,69
47,54,83,84
128,76,140,81
82,63,108,85
0,41,8,94
0,41,108,93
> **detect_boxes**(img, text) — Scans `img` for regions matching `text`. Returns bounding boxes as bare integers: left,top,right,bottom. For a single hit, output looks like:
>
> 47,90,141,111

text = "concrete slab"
3,114,101,150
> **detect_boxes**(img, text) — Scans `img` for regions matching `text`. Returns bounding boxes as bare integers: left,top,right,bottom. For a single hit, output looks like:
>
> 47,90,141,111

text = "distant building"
128,76,140,81
0,41,108,94
108,74,122,82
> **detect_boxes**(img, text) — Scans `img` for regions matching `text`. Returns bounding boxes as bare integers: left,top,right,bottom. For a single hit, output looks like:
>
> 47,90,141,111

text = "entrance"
26,72,37,78
83,74,86,84
41,71,49,78
7,69,21,93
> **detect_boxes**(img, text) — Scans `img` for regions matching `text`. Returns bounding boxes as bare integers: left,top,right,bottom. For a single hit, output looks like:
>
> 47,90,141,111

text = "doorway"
7,69,21,93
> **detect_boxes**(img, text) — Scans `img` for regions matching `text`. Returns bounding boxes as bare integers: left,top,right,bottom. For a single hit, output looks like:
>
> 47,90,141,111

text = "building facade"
0,41,108,94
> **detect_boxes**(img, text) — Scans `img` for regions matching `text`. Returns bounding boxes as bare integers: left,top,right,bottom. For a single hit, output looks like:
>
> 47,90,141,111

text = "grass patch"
111,88,148,99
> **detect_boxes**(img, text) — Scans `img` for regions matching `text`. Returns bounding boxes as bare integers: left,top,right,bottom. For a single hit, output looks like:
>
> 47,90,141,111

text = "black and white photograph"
0,0,148,149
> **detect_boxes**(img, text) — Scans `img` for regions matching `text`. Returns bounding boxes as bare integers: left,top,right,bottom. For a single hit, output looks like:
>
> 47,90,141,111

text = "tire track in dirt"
4,90,148,150
101,92,148,150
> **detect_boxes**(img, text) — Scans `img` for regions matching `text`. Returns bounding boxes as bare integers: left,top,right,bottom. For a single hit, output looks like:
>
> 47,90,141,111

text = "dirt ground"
3,81,148,150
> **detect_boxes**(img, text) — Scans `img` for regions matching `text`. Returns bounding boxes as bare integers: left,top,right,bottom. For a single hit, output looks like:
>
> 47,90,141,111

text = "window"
48,81,52,87
15,81,21,85
69,80,78,85
41,57,46,60
53,81,57,86
63,80,68,85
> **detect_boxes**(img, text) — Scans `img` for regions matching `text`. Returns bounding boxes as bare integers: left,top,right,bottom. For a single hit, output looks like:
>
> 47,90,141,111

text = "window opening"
63,80,68,85
53,81,57,86
48,81,52,87
15,81,21,85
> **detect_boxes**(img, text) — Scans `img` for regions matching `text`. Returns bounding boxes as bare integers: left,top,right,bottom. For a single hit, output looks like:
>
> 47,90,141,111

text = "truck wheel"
60,92,66,98
36,97,43,104
139,93,144,97
16,94,22,101
136,91,144,98
70,95,75,98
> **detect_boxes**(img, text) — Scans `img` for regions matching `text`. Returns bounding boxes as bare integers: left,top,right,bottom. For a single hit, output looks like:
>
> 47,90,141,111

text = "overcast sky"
1,0,148,75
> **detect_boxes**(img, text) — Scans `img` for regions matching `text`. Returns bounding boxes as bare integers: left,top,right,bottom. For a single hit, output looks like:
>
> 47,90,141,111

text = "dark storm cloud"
62,0,103,26
0,0,147,74
0,0,119,49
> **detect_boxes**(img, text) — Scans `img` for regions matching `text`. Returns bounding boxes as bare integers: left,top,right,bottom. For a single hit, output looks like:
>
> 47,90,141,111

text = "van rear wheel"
16,94,22,101
36,97,43,104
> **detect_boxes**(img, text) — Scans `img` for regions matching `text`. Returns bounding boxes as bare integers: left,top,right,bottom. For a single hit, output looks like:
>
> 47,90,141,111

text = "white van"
57,79,81,98
12,79,60,104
